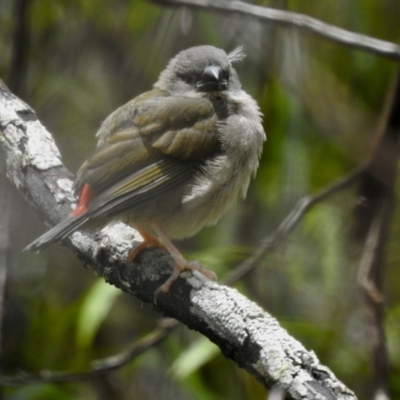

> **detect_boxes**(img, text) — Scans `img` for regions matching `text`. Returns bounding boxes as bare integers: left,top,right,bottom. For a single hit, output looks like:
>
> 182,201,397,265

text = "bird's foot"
127,222,217,303
126,235,166,265
154,260,217,303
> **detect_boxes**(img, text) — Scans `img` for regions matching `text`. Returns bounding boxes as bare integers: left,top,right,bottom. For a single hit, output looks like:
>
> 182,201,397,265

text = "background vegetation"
1,0,400,399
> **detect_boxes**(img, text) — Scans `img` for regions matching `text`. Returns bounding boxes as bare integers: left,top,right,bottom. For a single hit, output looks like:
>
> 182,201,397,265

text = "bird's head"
155,45,245,94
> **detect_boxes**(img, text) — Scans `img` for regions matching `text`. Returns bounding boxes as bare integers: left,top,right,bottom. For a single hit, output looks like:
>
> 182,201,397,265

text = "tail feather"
24,214,89,253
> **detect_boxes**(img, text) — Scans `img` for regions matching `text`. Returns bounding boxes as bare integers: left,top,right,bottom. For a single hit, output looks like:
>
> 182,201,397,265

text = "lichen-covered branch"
0,81,356,399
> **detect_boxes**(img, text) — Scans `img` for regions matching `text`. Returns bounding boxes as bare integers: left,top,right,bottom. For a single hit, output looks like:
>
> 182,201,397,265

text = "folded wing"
75,90,221,219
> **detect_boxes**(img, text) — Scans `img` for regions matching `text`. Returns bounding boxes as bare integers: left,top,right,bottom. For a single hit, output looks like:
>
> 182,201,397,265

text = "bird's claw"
153,260,217,304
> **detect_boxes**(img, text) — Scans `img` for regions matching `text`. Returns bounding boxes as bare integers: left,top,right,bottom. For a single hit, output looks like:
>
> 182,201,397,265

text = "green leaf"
169,337,220,380
76,279,121,349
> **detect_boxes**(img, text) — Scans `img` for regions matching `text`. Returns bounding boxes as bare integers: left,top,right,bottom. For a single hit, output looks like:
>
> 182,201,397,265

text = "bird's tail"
24,214,89,253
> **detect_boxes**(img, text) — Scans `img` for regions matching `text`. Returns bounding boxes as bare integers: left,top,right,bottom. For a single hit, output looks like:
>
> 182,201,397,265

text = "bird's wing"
100,89,220,159
74,90,221,217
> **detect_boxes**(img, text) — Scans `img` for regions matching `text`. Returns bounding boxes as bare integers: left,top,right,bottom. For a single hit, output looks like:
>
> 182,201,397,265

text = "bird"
25,45,266,298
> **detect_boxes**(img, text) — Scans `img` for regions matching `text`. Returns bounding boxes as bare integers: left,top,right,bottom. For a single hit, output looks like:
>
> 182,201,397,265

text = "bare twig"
357,199,393,400
355,68,400,400
152,0,400,60
0,319,177,386
225,165,365,285
90,319,177,372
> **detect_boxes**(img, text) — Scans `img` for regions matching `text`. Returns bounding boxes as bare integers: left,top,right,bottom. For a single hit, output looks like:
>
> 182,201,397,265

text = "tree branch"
226,166,365,285
152,0,400,60
0,319,177,385
0,81,356,399
354,67,400,400
357,199,393,400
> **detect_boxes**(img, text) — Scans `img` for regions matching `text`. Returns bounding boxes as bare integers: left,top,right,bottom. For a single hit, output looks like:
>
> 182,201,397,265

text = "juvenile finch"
25,45,266,297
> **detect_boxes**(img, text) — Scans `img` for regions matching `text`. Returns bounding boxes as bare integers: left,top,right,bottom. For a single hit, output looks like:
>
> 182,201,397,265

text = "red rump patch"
70,183,93,217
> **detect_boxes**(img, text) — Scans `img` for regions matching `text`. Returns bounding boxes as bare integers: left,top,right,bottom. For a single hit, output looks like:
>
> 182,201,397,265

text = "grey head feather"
228,46,246,64
155,45,243,94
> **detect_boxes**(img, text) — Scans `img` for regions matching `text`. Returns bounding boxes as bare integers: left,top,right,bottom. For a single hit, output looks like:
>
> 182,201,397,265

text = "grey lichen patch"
191,284,249,344
98,222,142,262
0,93,62,172
305,380,337,400
1,124,26,189
252,321,316,387
70,231,99,258
25,120,62,170
190,283,344,397
140,251,175,286
55,178,76,204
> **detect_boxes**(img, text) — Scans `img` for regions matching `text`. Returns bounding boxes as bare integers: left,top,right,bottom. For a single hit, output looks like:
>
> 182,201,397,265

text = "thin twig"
0,319,177,386
354,67,400,400
152,0,400,60
357,199,393,400
225,165,366,285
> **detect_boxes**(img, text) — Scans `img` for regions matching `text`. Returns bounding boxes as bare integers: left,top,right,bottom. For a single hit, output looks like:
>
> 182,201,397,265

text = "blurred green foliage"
1,0,400,399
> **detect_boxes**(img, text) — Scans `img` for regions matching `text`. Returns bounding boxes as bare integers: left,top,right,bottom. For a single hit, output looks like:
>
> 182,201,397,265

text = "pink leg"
149,220,217,299
126,229,166,264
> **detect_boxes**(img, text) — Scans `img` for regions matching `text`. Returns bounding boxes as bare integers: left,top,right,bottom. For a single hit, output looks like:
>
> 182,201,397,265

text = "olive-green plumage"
25,45,266,266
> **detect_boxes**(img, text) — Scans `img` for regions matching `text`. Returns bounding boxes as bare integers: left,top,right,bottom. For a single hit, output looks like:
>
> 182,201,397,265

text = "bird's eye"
183,74,196,85
222,70,229,81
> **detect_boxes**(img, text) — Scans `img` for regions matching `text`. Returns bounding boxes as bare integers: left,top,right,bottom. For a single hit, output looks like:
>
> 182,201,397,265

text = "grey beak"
196,65,227,92
203,65,222,82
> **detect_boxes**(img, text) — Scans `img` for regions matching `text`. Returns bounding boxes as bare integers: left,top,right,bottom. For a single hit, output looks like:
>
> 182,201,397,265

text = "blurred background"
1,0,400,399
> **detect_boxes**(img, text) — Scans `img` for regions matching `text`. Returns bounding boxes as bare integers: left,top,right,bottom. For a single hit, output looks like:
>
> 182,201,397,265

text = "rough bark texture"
0,81,357,400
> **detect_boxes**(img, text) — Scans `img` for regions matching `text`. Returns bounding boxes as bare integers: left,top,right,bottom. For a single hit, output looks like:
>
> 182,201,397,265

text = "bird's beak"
196,65,228,92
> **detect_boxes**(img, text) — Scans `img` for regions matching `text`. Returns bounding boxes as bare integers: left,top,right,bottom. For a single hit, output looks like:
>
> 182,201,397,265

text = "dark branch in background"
152,0,400,60
225,166,365,285
9,0,31,98
0,82,357,400
354,68,400,399
0,319,177,386
0,4,31,395
0,159,12,364
357,201,393,400
353,70,400,241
